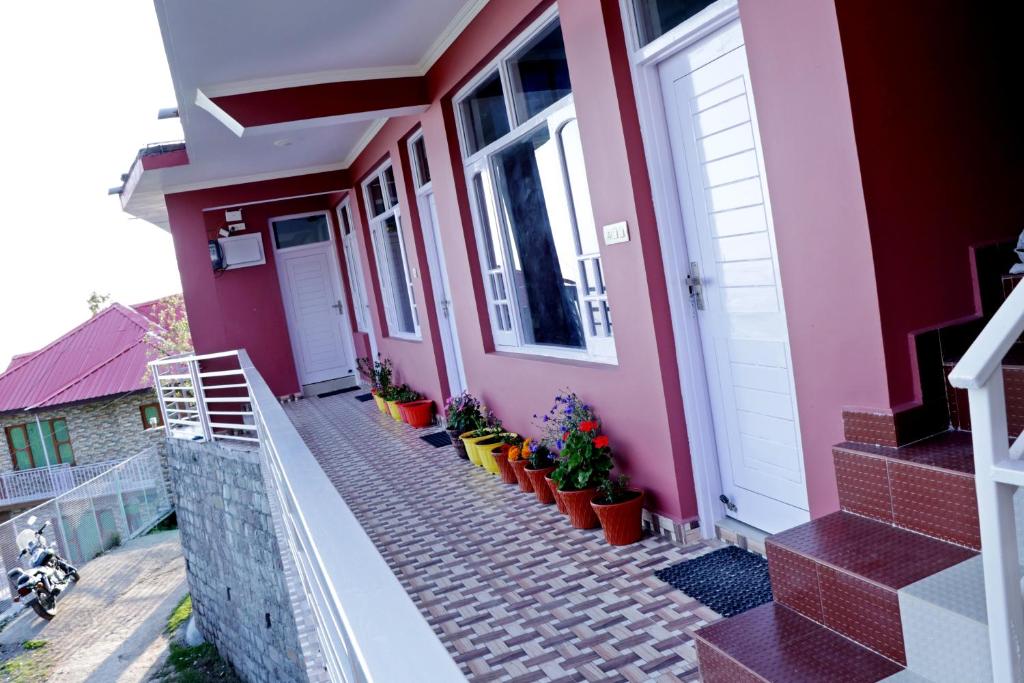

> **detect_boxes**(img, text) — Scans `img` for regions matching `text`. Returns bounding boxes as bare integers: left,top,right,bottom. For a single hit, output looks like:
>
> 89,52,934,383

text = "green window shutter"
52,418,74,464
7,425,32,470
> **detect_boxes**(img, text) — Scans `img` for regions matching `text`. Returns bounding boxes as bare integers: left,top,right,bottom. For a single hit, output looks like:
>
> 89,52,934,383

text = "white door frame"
619,0,808,537
336,198,380,364
269,209,359,386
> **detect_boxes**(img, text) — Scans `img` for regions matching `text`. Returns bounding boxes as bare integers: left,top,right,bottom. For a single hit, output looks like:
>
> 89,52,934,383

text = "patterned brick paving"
285,395,721,682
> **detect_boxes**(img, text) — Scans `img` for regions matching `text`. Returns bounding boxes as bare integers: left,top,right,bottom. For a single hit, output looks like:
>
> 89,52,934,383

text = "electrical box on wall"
218,233,265,270
603,221,630,245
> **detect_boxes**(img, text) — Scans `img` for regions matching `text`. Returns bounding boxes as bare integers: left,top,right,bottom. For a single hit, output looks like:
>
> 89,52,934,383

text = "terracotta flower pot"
510,459,534,493
491,445,518,484
592,490,645,545
447,429,469,460
398,400,434,428
545,475,567,514
559,488,600,529
386,400,403,421
525,466,556,504
372,392,388,414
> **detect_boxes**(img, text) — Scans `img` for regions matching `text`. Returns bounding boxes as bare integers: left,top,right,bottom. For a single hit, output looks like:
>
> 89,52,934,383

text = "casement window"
631,0,719,46
337,201,372,333
140,403,164,430
456,14,615,362
5,418,74,470
363,162,420,339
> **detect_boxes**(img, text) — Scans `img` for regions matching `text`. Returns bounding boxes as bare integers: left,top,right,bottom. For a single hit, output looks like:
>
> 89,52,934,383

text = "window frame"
336,199,372,334
5,417,75,470
362,160,421,340
453,9,616,364
140,402,165,430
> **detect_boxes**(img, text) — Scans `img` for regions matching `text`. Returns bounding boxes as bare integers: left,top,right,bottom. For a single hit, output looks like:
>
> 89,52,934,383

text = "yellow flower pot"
373,393,387,413
460,432,492,467
473,438,503,475
387,400,403,422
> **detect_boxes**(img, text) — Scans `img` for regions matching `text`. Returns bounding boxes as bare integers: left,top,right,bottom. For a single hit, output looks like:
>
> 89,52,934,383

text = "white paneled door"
660,20,809,533
273,215,356,387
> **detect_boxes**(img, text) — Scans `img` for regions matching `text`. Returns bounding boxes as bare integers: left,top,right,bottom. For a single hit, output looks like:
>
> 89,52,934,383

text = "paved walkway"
0,530,187,682
286,395,721,683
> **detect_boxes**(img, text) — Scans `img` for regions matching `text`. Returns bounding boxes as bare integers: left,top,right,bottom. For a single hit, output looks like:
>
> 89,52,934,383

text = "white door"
419,191,467,396
660,21,809,534
272,213,356,386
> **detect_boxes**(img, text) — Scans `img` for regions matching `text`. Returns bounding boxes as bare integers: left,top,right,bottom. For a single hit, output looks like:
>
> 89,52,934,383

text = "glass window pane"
367,177,386,216
383,167,398,208
559,119,599,255
412,137,431,187
381,215,416,334
272,214,330,250
510,21,572,122
633,0,716,45
143,405,160,428
460,72,511,155
493,126,586,349
472,174,500,270
340,205,352,235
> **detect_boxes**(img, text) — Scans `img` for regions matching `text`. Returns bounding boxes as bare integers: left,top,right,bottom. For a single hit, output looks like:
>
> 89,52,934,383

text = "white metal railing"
0,460,121,507
949,280,1024,681
149,350,465,683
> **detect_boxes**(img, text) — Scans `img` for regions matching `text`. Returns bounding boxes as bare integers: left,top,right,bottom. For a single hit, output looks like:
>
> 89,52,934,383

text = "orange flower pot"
491,445,518,484
398,400,434,428
559,488,600,529
525,466,556,504
592,491,645,545
510,459,534,493
545,475,567,514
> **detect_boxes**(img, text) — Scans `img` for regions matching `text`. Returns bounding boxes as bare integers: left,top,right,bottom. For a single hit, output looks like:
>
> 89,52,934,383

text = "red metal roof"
0,303,165,413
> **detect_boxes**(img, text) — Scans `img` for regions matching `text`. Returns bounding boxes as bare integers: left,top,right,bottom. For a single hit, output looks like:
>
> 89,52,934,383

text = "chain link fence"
0,446,172,609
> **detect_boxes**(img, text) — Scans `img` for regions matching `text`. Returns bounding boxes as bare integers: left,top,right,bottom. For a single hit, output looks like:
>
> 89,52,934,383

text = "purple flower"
542,415,549,422
556,440,564,449
564,406,572,415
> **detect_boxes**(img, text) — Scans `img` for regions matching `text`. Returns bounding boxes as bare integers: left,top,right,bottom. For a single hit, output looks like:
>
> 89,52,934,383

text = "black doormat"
420,431,452,448
654,545,772,617
354,393,374,402
317,386,360,398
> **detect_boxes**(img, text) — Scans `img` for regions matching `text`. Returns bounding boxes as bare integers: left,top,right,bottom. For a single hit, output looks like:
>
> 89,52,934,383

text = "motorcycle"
6,516,79,620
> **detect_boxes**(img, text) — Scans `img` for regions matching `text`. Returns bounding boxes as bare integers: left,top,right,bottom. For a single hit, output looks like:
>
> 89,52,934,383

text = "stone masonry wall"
0,391,164,474
167,438,307,683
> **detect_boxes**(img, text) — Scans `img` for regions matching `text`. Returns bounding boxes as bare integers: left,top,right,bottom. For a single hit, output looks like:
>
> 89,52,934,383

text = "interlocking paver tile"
285,396,721,681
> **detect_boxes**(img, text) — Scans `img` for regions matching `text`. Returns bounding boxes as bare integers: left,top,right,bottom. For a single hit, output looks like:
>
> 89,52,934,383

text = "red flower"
563,431,569,441
580,420,597,433
593,435,609,449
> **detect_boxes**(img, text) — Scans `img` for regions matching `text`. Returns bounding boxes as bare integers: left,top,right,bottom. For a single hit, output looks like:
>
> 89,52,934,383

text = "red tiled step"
767,511,976,665
833,431,980,549
694,602,904,682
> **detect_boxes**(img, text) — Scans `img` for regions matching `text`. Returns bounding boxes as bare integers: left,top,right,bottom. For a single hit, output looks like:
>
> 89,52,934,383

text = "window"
459,72,510,155
410,135,431,189
271,214,330,249
632,0,718,45
457,15,615,362
363,163,420,338
5,418,74,470
337,201,372,333
140,403,164,430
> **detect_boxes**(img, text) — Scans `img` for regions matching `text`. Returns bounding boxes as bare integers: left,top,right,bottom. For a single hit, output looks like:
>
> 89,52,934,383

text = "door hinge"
441,299,451,318
686,261,705,311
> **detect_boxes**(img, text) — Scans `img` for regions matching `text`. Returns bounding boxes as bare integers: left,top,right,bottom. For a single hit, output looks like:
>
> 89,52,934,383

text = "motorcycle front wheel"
30,591,56,620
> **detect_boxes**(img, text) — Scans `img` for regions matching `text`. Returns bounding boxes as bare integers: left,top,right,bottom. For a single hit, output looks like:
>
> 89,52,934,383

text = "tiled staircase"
693,246,1024,682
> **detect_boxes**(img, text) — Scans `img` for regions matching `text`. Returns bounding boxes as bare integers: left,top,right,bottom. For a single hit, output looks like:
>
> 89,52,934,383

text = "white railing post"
187,358,213,442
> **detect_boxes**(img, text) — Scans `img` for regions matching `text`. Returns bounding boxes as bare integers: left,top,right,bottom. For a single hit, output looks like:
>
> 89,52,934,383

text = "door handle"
441,300,450,318
331,300,344,316
686,261,705,311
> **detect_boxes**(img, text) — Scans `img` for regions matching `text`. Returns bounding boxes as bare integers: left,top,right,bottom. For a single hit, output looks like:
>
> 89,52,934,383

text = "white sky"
0,1,184,369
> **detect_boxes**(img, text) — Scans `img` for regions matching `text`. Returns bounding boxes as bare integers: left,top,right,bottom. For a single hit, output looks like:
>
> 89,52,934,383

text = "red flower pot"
397,400,434,428
592,490,645,545
525,466,556,504
545,475,567,514
491,445,518,485
509,459,533,493
559,488,600,529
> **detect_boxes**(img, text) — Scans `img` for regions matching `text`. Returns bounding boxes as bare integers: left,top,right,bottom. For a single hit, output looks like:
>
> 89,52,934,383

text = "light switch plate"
603,221,630,245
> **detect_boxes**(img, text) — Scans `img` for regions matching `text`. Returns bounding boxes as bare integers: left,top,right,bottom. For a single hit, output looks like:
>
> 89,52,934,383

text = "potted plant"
592,475,644,545
382,383,408,422
444,392,481,460
490,433,521,484
358,356,393,414
460,406,501,468
543,393,612,529
507,441,534,493
395,387,434,428
524,441,557,505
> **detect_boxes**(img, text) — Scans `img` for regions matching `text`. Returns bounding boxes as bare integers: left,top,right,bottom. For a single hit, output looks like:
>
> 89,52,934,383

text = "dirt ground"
0,530,187,682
